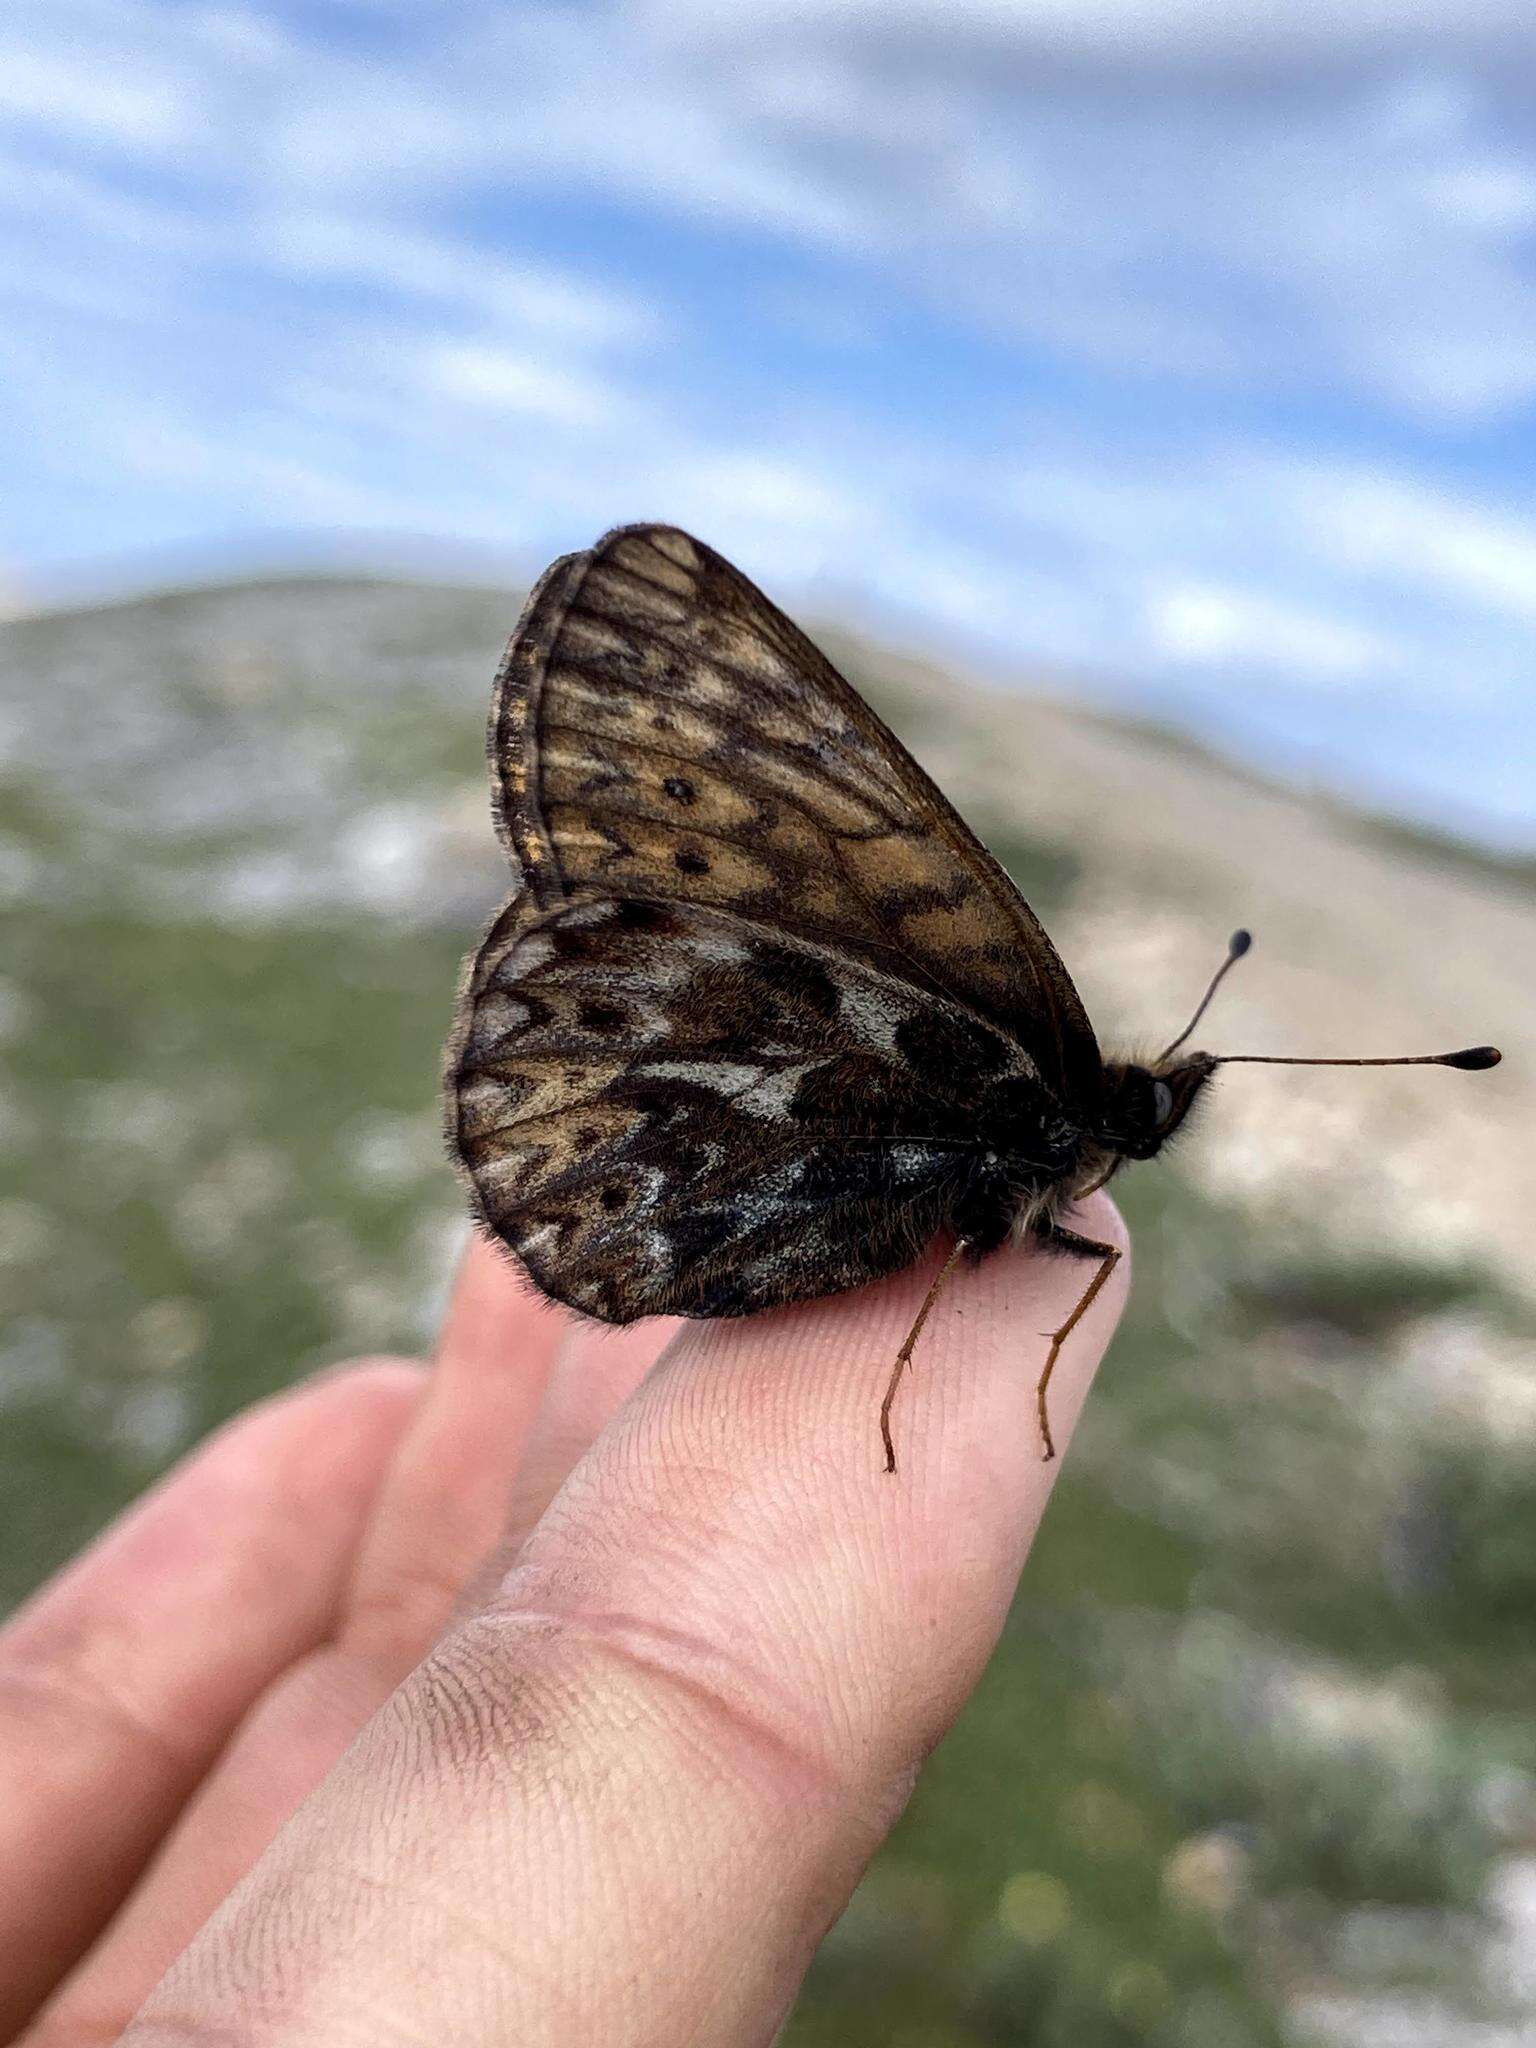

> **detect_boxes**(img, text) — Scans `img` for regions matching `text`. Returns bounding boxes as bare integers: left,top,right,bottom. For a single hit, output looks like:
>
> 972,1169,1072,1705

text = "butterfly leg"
880,1237,971,1475
1034,1227,1122,1463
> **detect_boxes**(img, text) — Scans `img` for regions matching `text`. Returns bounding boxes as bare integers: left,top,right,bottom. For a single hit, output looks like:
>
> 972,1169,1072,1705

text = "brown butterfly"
445,524,1502,1471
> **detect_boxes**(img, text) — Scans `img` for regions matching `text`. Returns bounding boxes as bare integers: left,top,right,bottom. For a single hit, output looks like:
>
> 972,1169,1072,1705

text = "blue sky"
3,0,1535,846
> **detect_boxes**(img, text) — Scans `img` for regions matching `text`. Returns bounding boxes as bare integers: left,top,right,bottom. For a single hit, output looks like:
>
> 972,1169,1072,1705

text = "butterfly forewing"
488,525,1102,1101
449,887,1041,1321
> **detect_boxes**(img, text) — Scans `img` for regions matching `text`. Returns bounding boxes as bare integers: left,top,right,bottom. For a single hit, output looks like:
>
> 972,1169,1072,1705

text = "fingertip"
289,1357,431,1475
1071,1189,1132,1265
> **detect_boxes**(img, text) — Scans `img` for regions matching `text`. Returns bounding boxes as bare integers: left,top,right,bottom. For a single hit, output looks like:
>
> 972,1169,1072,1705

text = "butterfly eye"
1152,1080,1174,1124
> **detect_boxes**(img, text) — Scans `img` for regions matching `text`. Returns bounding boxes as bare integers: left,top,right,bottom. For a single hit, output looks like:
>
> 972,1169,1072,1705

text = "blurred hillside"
2,575,1533,2047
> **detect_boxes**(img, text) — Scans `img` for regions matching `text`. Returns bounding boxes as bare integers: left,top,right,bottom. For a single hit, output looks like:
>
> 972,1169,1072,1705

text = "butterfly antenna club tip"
1444,1044,1502,1070
1157,926,1254,1064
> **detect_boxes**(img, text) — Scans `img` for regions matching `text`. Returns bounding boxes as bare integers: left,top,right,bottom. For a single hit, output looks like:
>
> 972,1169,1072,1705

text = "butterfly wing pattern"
447,524,1102,1326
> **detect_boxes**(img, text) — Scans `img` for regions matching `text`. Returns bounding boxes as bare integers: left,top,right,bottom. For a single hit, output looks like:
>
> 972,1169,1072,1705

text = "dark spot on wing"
662,775,696,804
600,1185,627,1212
788,1057,930,1135
793,1146,862,1202
894,1009,1010,1079
750,943,839,1020
612,1071,719,1122
579,1000,626,1033
666,1205,744,1260
614,900,679,935
674,848,710,876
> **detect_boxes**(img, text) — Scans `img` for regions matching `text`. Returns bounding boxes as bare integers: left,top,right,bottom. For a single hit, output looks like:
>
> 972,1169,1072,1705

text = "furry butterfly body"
446,525,1500,1466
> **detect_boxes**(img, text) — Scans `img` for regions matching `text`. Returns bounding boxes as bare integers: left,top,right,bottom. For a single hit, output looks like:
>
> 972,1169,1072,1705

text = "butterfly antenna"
1157,928,1253,1065
1213,1045,1501,1071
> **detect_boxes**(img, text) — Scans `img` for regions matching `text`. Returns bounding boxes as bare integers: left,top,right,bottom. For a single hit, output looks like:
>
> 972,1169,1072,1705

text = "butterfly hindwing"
448,888,1048,1323
488,524,1102,1104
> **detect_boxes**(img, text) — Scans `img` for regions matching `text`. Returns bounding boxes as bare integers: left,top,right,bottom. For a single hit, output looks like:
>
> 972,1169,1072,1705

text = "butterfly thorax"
929,1080,1080,1254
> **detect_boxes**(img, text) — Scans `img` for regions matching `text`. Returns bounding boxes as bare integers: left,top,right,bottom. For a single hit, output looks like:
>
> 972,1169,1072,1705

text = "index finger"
127,1201,1128,2048
0,1360,423,2037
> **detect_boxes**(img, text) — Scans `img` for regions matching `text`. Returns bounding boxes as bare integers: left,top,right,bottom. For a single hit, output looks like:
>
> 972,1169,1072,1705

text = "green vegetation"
1230,1252,1491,1342
0,899,466,1600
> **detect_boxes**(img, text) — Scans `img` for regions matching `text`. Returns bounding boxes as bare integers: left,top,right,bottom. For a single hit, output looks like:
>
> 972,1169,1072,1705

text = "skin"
2,1194,1127,2048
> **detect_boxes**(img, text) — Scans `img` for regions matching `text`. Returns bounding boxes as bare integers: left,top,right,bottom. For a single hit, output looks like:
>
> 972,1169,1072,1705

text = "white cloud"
267,214,657,346
424,343,630,428
1426,160,1536,232
0,43,189,148
0,148,205,253
1148,581,1399,681
1299,468,1536,623
674,454,856,529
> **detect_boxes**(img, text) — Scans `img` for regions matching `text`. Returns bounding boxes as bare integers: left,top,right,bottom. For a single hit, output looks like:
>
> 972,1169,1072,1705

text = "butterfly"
445,524,1501,1471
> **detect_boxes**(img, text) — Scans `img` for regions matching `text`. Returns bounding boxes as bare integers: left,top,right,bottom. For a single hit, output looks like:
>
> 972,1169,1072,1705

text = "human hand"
2,1196,1127,2047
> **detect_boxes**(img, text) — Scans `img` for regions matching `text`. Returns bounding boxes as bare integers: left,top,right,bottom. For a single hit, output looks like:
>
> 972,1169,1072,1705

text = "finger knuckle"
406,1603,851,1814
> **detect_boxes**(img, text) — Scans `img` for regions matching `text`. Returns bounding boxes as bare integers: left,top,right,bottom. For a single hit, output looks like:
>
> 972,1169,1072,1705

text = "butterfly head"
1095,1052,1218,1163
